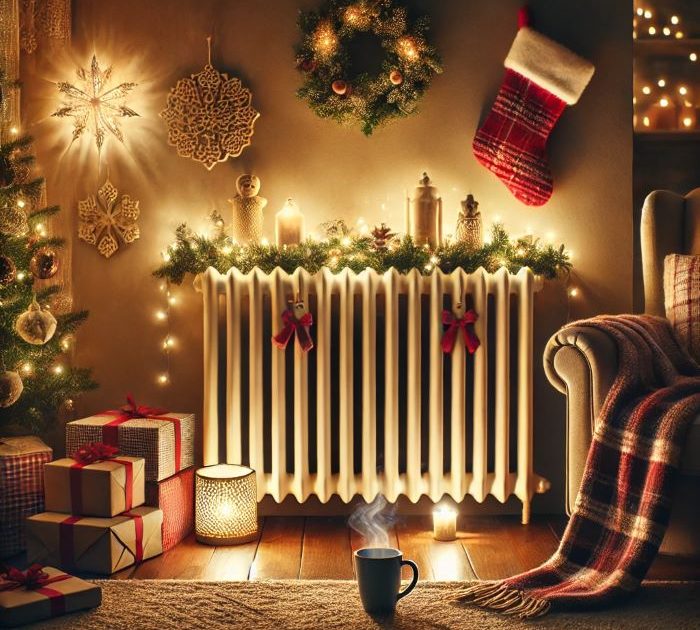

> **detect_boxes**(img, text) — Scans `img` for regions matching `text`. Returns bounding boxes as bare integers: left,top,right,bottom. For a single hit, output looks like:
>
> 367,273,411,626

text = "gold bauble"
29,247,59,279
15,297,57,345
389,70,404,86
0,371,23,408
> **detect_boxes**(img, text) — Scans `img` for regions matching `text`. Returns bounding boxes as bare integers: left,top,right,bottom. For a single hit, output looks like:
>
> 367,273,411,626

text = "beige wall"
22,0,632,513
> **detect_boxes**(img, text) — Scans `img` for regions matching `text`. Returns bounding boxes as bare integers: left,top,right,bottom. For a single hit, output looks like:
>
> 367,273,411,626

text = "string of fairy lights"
150,214,579,387
633,4,699,131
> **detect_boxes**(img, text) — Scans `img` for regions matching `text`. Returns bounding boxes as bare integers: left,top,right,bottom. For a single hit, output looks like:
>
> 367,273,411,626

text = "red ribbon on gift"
441,309,481,354
59,512,145,569
69,442,135,514
122,512,144,563
0,565,70,618
99,394,182,472
272,309,314,352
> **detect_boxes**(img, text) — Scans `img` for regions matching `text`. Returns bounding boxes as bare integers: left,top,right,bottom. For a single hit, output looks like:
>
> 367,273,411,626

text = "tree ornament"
78,178,140,259
0,254,17,286
455,194,482,249
160,37,259,170
371,223,396,251
229,174,267,244
29,246,59,279
0,370,23,408
15,296,57,345
389,70,404,86
472,7,595,206
0,206,29,236
295,0,442,135
53,55,139,153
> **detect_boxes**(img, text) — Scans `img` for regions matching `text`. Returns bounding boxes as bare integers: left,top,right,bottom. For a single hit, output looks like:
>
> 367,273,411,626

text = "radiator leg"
521,498,531,525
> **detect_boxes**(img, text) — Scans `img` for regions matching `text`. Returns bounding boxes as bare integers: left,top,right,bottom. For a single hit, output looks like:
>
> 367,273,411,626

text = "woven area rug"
30,580,700,630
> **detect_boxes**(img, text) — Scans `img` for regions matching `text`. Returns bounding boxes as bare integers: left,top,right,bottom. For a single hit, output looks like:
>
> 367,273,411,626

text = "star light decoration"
78,178,140,259
53,55,139,152
160,38,259,170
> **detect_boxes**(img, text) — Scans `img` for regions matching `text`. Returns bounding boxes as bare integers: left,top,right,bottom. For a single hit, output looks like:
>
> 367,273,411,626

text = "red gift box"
0,437,53,559
145,467,194,551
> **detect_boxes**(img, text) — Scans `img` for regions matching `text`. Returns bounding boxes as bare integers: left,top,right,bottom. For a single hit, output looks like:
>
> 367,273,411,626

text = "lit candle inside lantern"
275,198,305,247
433,505,457,541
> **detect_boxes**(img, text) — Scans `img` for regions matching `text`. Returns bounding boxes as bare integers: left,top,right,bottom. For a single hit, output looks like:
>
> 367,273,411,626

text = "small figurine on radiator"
406,172,442,249
229,174,267,244
455,194,483,250
272,295,314,352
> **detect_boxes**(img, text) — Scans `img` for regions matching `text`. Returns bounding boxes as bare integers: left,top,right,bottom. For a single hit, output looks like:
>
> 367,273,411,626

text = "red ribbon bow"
0,564,68,591
272,309,314,352
72,442,119,465
441,309,480,354
119,393,167,419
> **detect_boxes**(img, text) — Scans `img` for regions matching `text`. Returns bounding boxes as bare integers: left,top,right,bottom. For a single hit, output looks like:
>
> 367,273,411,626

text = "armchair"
544,188,700,557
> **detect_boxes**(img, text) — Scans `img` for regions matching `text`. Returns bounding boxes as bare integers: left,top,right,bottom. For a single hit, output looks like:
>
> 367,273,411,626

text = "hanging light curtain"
19,0,71,54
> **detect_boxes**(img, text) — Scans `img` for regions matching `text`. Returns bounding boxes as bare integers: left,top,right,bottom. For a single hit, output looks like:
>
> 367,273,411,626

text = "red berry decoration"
29,247,59,280
332,80,348,96
389,70,404,85
299,59,317,73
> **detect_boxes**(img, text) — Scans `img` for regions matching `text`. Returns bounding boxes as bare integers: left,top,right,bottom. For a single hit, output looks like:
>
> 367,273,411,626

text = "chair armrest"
543,326,619,514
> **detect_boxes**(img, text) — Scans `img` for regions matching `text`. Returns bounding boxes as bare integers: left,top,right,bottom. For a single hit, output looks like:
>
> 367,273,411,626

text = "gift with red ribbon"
44,445,145,518
25,507,163,576
272,308,314,352
65,397,195,482
1,436,53,559
441,308,481,354
145,467,195,551
0,564,101,627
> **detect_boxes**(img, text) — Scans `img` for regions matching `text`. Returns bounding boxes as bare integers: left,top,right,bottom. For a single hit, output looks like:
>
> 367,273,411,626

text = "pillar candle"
433,506,457,541
275,198,305,247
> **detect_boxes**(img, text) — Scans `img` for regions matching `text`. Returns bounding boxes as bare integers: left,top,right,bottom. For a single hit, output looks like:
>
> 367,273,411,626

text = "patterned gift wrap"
0,437,53,558
145,467,194,551
65,413,195,482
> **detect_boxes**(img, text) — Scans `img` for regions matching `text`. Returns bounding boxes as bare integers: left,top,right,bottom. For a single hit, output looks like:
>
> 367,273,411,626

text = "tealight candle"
433,505,457,541
275,198,305,247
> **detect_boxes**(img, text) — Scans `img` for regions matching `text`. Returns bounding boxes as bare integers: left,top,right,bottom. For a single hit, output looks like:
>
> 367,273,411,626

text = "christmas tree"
0,70,96,434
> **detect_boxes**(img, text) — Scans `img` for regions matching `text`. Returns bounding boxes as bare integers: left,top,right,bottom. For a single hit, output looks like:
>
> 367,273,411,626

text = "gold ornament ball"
0,370,23,408
332,80,349,96
30,247,59,280
389,70,404,85
15,298,58,345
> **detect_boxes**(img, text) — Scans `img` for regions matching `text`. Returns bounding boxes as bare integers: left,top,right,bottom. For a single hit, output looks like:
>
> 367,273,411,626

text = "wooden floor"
112,515,700,582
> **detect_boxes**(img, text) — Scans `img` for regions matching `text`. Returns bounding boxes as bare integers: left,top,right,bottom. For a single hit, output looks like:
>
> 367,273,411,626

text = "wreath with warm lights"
295,0,442,135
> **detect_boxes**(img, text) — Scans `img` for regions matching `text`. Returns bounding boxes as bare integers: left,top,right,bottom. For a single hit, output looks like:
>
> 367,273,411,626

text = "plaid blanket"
455,315,700,619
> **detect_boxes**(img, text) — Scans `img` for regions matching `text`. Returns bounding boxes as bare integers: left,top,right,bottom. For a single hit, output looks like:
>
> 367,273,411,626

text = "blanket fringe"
453,582,551,619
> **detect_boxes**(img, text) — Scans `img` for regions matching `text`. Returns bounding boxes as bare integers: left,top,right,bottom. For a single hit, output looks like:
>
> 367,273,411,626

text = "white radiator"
199,266,549,524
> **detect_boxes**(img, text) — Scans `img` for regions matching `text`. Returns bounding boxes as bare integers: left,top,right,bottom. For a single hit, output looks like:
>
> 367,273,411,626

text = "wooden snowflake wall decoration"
78,178,140,258
53,55,139,152
160,38,259,170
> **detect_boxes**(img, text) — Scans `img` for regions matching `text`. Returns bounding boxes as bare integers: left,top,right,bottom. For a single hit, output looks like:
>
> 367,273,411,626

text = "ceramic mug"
354,547,419,614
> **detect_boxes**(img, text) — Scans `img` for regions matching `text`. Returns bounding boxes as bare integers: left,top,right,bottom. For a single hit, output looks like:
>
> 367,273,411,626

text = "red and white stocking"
472,10,595,206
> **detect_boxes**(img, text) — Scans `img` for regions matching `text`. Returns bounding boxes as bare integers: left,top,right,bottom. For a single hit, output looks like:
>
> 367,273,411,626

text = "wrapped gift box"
65,412,194,481
25,506,163,575
44,456,145,517
0,566,101,628
145,467,194,551
0,437,53,558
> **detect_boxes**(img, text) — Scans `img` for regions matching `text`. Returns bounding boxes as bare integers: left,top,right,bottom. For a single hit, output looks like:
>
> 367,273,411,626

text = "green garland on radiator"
153,216,571,285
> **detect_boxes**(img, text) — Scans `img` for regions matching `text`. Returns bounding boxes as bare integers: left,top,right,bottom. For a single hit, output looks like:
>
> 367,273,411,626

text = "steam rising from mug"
348,495,396,547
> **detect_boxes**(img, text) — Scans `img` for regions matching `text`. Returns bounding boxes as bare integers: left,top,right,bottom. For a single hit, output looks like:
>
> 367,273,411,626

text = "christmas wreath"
295,0,442,135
